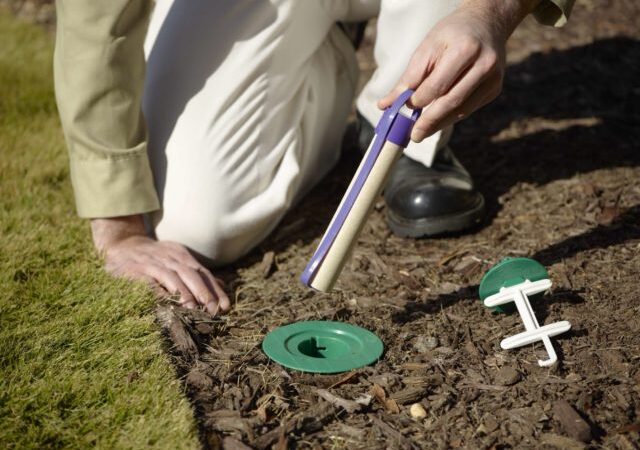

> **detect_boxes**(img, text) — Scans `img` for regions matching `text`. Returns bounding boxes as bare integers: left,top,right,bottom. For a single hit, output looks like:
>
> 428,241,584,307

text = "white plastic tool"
484,279,571,367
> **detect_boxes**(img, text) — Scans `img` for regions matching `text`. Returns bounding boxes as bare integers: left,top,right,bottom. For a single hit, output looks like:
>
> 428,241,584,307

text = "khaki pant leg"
143,1,359,265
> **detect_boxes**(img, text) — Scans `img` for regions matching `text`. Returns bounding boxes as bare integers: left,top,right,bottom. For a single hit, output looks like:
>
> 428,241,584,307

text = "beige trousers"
143,0,458,264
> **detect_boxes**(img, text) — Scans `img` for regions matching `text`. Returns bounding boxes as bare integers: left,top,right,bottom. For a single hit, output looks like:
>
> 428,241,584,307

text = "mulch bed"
12,0,640,448
160,1,640,449
159,2,640,447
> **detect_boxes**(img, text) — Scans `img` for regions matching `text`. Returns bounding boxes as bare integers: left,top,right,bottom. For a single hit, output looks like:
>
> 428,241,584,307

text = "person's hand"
91,215,230,315
380,0,540,142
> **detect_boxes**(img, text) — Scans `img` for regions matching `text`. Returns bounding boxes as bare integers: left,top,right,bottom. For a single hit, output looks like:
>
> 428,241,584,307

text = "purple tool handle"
300,89,422,288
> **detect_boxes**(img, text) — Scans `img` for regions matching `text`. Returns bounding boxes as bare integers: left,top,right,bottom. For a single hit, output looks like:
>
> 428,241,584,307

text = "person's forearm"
459,0,542,40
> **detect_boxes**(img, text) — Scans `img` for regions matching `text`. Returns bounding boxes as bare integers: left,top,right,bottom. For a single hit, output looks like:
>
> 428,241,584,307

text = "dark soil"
15,0,640,448
160,1,640,449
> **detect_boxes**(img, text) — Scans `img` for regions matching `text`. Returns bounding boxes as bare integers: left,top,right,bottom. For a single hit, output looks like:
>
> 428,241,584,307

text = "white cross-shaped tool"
484,279,571,367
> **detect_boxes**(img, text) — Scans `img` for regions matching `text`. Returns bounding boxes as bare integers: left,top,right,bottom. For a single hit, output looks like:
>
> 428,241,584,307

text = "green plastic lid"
262,321,384,374
479,257,549,313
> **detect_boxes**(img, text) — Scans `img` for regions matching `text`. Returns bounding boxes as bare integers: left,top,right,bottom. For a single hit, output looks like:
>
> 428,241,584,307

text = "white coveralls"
143,0,459,264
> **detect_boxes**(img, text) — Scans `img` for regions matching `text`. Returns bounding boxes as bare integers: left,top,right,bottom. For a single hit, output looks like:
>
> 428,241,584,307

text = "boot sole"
386,194,486,238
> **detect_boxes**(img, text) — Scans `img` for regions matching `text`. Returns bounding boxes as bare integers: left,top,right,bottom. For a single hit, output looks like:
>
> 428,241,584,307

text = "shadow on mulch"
456,37,640,223
533,204,640,265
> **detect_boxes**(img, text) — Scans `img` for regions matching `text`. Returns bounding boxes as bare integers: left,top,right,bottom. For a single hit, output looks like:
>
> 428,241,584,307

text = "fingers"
163,243,231,314
379,36,481,110
103,237,232,315
412,49,501,141
378,42,434,109
379,83,414,111
199,269,231,313
120,271,166,298
140,263,199,309
427,76,500,139
164,261,219,314
410,63,490,141
378,46,433,110
440,81,500,130
408,38,481,110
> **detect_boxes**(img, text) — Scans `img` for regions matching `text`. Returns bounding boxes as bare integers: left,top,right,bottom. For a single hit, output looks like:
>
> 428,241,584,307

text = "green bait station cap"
479,257,549,313
262,321,384,374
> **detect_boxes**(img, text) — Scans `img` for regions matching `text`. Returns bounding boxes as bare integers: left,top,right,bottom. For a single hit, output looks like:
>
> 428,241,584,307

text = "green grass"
0,11,199,449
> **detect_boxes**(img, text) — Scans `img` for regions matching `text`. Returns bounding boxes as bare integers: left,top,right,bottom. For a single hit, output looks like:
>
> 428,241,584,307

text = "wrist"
90,214,147,252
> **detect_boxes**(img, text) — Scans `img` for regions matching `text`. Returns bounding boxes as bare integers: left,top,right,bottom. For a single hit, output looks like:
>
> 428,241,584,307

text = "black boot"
353,112,485,238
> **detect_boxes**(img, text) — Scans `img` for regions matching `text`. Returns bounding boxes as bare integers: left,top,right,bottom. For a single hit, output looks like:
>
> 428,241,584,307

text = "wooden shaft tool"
300,89,421,292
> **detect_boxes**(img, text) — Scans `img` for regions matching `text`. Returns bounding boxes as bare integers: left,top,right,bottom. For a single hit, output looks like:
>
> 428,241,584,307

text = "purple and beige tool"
300,89,422,292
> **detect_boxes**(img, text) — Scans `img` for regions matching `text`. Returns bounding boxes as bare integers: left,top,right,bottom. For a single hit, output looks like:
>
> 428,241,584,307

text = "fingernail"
411,129,425,143
206,302,219,316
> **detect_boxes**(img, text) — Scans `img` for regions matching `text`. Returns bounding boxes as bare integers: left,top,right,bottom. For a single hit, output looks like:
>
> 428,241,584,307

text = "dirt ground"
159,2,640,449
10,0,639,448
